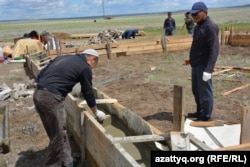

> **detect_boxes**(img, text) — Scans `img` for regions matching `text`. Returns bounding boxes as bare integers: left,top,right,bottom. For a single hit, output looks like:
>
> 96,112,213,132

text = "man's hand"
203,72,212,81
95,109,106,121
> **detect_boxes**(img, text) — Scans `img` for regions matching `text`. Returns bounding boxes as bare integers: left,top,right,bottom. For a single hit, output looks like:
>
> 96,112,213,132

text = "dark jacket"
163,18,176,30
122,29,138,39
189,16,219,73
37,54,96,107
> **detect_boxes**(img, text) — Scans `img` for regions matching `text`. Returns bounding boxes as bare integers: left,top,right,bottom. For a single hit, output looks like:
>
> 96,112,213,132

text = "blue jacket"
163,18,176,30
189,16,219,73
122,29,138,39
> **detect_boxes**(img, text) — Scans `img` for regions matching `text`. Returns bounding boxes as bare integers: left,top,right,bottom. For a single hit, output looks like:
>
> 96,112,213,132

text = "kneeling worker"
122,29,139,39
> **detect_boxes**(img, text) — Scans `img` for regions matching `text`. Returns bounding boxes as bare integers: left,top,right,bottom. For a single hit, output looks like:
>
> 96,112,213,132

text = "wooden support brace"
78,99,118,108
188,133,213,150
112,133,170,144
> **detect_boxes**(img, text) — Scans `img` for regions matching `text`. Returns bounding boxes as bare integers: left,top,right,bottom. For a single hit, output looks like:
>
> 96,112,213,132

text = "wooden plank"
212,68,232,76
70,33,98,38
222,83,250,96
84,111,140,167
216,142,250,150
112,134,170,144
190,120,224,127
173,85,185,132
240,106,250,144
78,99,118,107
170,131,190,150
188,133,213,151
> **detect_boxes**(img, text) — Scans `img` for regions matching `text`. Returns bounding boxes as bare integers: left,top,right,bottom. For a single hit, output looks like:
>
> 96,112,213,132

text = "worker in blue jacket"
187,2,219,121
122,29,138,39
163,12,176,36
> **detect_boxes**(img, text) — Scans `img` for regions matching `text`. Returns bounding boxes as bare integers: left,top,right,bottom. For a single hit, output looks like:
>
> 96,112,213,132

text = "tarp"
12,38,43,58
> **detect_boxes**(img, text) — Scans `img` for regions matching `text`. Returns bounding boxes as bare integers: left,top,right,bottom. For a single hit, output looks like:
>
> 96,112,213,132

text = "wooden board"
222,83,250,96
84,111,140,167
240,106,250,144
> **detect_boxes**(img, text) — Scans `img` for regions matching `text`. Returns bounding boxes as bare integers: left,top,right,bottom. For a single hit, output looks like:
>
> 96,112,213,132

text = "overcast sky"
0,0,249,21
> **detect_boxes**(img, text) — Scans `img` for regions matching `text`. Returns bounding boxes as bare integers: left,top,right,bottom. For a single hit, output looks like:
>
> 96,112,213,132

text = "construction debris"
88,29,122,44
0,83,11,100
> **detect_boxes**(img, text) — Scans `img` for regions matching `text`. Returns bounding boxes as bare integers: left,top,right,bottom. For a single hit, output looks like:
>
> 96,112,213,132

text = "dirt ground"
1,43,250,166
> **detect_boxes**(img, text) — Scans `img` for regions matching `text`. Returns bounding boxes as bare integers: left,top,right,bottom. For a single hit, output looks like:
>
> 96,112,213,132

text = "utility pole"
102,0,105,19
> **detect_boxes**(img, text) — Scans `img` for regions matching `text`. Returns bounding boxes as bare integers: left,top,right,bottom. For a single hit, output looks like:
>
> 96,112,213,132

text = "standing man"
187,2,219,121
182,12,195,34
33,49,106,167
163,12,176,36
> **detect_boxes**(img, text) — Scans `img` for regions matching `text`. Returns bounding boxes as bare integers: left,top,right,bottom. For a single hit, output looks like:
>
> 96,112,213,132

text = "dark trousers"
33,89,73,167
191,65,213,119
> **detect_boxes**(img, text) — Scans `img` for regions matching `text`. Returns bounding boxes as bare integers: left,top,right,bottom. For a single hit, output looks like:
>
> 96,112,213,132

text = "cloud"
0,0,249,20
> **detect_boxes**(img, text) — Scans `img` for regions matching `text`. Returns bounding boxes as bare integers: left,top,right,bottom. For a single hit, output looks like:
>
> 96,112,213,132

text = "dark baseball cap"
190,2,208,14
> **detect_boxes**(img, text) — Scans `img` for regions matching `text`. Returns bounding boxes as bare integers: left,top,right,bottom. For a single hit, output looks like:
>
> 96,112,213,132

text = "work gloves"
95,109,106,122
203,72,212,82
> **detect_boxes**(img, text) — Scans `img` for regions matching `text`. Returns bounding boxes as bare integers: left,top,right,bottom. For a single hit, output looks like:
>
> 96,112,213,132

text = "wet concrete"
103,116,159,167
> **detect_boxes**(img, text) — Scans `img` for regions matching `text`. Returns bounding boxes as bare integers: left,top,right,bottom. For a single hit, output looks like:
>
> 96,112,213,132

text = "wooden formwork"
25,52,172,167
220,26,250,47
23,37,250,166
65,84,171,167
48,36,193,57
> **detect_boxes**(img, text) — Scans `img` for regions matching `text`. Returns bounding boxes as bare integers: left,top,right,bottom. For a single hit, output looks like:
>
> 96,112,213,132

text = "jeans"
33,88,73,167
187,28,194,34
165,29,175,36
191,65,213,120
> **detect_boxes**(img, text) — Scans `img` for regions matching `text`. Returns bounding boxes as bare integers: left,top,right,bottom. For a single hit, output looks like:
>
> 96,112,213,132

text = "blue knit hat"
190,2,208,14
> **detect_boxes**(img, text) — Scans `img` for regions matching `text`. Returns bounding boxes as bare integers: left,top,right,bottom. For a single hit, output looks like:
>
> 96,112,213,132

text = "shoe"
193,117,211,122
187,112,200,118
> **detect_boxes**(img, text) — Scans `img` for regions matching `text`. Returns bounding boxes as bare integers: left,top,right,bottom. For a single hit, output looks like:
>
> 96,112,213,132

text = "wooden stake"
173,85,185,132
240,106,250,144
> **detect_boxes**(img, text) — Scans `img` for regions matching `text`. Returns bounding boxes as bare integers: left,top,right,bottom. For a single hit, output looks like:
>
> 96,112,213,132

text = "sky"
0,0,249,21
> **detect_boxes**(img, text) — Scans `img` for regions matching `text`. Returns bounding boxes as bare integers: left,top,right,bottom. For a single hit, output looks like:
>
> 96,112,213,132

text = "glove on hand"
95,109,106,121
203,72,212,81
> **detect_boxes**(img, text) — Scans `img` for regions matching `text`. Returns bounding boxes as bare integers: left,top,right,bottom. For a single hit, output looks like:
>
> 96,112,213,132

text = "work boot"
187,112,200,118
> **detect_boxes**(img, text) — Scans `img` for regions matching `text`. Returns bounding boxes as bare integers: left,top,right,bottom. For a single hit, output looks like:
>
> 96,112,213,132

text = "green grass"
0,6,250,41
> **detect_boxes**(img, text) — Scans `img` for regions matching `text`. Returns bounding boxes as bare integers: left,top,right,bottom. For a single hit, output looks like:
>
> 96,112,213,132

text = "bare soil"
1,44,250,166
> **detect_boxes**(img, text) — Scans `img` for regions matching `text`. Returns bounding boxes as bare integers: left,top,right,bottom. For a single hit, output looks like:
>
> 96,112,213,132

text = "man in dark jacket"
33,49,106,167
122,29,138,39
187,2,219,121
163,12,176,36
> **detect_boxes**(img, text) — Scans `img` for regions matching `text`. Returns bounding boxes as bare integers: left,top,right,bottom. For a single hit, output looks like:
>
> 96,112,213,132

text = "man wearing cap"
33,49,106,167
163,12,176,36
187,2,219,121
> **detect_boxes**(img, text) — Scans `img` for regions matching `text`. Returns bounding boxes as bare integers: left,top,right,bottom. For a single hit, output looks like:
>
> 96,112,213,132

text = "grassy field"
0,6,250,41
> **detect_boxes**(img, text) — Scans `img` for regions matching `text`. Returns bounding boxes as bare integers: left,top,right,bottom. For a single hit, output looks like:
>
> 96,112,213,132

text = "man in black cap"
187,2,219,121
163,12,176,36
33,49,106,167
